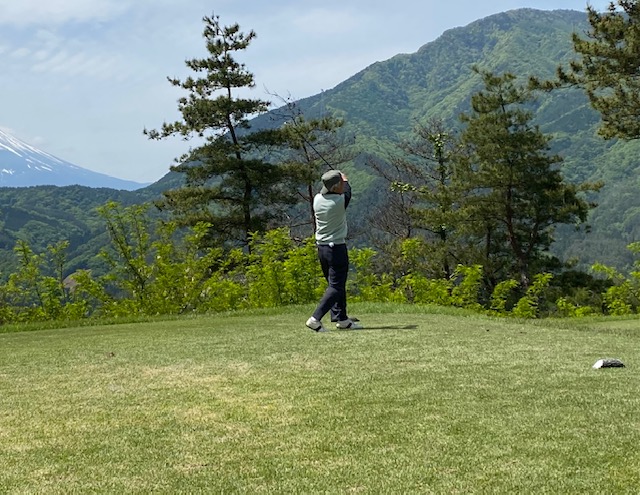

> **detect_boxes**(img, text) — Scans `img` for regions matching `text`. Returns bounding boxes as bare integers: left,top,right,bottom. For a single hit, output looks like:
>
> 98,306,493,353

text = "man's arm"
341,173,352,208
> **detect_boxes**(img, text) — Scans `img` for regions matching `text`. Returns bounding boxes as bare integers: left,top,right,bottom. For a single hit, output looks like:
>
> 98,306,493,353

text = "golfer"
306,170,363,332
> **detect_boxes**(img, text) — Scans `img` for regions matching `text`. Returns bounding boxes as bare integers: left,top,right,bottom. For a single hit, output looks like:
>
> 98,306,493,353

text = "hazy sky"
0,0,611,184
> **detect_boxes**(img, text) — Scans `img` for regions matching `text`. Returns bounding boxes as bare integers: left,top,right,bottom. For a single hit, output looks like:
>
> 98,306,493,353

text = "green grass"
1,304,639,493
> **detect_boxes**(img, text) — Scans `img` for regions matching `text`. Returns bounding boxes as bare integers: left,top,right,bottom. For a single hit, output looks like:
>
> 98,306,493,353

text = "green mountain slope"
253,8,639,270
0,186,155,275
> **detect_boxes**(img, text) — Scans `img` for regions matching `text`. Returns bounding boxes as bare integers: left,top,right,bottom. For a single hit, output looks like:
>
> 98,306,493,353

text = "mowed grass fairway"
1,304,639,493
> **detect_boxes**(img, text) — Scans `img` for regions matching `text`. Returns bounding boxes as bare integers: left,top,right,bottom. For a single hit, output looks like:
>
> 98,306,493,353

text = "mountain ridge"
0,129,148,190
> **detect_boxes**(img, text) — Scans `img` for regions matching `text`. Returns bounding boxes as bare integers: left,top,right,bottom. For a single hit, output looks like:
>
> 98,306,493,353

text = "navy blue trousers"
312,243,349,322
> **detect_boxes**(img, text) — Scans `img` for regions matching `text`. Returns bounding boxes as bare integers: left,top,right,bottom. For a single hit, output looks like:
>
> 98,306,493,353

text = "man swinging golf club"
305,170,363,332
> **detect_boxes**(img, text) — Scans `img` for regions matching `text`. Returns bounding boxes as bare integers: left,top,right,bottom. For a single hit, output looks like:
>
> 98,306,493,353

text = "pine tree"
145,14,297,248
554,1,640,139
461,68,598,288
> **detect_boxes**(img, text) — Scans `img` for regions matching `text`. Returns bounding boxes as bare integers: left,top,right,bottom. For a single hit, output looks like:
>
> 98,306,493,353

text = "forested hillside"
0,186,157,275
1,8,638,277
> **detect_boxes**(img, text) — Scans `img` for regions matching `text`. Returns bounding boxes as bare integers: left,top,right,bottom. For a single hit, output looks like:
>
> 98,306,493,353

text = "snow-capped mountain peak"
0,129,145,190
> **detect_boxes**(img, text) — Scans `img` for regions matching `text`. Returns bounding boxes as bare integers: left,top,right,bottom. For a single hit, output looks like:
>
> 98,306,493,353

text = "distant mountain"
0,129,147,190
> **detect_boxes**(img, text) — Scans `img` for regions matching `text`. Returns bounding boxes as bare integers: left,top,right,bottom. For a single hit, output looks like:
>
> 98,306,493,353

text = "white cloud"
2,25,133,83
10,47,31,59
33,49,51,62
0,0,128,26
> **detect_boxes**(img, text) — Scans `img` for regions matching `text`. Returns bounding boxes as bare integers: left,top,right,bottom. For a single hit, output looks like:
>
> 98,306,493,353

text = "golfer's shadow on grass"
342,325,418,331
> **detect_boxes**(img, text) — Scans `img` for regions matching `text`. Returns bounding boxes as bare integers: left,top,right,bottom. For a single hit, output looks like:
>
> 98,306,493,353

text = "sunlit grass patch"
1,305,639,492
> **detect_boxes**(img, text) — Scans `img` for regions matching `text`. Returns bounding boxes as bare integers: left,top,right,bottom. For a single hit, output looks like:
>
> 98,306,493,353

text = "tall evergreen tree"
461,68,598,288
551,1,640,140
145,15,297,248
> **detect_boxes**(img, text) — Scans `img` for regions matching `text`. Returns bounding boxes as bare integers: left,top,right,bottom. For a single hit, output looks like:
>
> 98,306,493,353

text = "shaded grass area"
1,304,639,493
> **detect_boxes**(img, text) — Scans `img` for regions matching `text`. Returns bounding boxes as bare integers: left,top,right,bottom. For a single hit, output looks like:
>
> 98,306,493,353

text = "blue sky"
0,0,611,184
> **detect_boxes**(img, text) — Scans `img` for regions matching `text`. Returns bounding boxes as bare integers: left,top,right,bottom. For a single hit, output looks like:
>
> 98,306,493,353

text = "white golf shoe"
335,319,363,329
306,317,327,332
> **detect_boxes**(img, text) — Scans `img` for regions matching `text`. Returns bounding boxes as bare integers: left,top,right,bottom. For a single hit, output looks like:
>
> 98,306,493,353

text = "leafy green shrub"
399,238,433,276
450,265,484,311
246,229,324,308
349,247,406,303
0,240,87,323
147,222,229,314
512,273,553,318
67,269,114,317
489,279,519,315
591,262,638,315
246,229,290,308
282,238,325,305
555,297,597,317
200,275,247,313
2,219,640,325
400,273,452,305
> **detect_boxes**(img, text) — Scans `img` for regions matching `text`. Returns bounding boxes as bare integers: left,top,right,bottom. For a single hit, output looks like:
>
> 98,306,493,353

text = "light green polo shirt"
313,192,347,245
